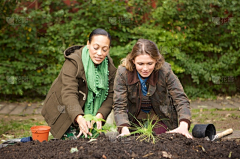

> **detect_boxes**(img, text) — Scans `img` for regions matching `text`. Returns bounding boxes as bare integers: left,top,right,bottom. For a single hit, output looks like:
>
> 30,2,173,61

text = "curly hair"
121,39,165,71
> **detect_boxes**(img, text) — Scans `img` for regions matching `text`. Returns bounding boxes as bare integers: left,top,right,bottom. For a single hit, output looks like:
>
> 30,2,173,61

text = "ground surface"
1,133,239,159
0,95,240,141
191,109,240,131
0,96,240,158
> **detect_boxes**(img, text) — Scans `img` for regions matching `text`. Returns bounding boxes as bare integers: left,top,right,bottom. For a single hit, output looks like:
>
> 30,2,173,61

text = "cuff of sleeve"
117,123,130,133
73,114,84,126
70,109,83,122
179,119,191,130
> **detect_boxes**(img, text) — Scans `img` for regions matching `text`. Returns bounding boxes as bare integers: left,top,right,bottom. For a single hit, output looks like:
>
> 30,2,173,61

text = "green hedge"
0,0,239,99
131,0,240,98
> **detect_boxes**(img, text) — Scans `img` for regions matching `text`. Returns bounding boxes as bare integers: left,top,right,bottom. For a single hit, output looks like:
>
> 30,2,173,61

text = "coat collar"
127,68,159,86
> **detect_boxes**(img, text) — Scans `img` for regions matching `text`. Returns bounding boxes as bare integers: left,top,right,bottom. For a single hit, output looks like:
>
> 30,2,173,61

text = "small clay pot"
31,126,51,142
192,124,216,140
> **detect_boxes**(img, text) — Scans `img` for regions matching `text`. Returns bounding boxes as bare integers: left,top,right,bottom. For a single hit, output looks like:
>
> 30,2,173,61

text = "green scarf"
82,46,109,116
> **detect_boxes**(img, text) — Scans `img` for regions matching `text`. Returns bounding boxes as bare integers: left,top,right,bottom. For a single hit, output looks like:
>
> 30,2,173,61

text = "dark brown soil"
1,133,239,159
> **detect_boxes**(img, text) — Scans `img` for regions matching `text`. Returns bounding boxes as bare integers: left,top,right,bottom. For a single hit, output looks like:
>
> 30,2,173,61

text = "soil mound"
1,133,239,159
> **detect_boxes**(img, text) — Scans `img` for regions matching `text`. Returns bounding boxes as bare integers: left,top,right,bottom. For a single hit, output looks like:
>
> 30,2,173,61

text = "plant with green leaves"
1,0,240,100
131,0,240,98
83,114,106,139
0,0,151,98
130,115,166,144
102,122,118,133
83,114,118,139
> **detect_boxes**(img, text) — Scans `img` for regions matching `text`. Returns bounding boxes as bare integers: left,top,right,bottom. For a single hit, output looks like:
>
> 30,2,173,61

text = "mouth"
94,57,103,61
141,72,149,75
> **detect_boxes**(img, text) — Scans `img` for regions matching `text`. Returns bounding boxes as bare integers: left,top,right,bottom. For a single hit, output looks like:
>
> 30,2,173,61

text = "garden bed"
1,133,239,159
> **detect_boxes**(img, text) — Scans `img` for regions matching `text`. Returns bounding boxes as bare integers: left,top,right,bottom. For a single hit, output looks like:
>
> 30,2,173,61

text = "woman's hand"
117,126,131,138
167,121,193,139
75,115,92,138
91,113,104,130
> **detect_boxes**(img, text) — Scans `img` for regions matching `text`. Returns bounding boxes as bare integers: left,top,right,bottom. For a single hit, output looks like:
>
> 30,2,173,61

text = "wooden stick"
217,128,233,138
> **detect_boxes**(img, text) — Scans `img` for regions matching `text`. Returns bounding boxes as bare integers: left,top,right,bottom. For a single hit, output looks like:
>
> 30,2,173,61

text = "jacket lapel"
127,69,159,85
127,69,159,96
127,69,139,85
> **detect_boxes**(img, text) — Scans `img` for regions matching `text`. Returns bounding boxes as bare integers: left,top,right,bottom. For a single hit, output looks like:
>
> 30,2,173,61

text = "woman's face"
87,35,110,65
133,54,156,78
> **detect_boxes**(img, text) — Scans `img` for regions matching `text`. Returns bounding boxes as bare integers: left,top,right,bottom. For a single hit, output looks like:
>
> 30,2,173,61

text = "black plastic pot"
192,124,216,140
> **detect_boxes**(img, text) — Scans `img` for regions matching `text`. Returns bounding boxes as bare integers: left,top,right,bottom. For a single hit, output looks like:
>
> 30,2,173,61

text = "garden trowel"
0,136,32,149
208,128,233,141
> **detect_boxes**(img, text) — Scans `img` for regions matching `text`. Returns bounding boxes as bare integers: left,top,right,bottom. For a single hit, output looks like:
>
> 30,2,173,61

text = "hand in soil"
117,126,130,138
167,121,193,139
75,115,92,138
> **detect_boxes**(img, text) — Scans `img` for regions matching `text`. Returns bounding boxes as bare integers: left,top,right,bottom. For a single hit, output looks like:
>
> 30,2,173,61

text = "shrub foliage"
0,0,239,99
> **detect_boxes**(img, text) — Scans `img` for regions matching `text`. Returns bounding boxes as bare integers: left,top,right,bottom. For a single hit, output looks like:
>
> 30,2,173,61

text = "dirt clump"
0,133,239,159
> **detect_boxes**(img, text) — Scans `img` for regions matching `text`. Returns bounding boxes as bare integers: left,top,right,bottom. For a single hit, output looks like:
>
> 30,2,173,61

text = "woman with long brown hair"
113,39,192,138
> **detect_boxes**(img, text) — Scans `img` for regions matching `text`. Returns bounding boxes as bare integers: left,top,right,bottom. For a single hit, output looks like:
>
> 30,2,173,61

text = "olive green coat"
41,45,117,139
113,63,191,131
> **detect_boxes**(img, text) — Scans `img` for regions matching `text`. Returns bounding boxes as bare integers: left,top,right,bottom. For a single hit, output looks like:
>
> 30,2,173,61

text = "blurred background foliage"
0,0,239,100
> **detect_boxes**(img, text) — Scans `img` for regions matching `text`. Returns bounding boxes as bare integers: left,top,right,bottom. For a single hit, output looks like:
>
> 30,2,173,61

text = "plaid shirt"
113,62,191,130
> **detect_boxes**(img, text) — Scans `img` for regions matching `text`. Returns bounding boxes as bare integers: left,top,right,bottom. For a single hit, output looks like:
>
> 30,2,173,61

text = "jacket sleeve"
97,71,116,120
113,67,131,130
166,65,191,128
61,59,84,124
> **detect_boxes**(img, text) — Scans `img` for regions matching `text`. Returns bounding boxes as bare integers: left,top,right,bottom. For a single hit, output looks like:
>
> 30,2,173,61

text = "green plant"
1,0,240,100
0,0,151,98
131,0,240,98
83,114,105,139
83,114,118,139
102,122,118,133
130,114,166,144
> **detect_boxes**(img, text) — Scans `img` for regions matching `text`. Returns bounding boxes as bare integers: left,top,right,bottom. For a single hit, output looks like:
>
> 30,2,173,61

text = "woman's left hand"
91,113,103,130
167,121,193,139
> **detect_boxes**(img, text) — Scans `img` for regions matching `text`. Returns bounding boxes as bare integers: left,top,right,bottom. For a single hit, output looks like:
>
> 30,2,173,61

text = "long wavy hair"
121,39,165,71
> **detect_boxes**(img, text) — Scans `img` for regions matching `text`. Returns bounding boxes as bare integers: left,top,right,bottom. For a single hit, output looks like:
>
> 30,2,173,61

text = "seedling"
83,114,106,139
130,114,166,144
81,114,119,139
102,122,118,133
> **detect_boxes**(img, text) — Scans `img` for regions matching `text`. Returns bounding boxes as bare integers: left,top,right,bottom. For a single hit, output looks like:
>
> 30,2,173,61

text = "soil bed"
1,133,239,159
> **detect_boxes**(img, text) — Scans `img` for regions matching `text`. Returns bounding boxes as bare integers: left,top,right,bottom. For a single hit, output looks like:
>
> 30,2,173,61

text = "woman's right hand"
75,115,92,138
117,126,130,137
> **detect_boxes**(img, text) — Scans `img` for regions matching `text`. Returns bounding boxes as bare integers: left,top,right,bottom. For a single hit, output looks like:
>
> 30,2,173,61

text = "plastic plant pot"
192,124,216,140
31,126,51,142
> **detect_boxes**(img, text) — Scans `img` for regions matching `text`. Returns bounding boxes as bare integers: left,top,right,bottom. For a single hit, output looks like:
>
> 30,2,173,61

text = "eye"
103,47,108,52
148,63,153,65
94,47,98,50
138,63,143,65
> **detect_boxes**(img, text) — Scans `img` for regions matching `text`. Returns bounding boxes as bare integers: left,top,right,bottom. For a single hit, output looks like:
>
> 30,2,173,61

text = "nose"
143,65,148,71
96,49,102,56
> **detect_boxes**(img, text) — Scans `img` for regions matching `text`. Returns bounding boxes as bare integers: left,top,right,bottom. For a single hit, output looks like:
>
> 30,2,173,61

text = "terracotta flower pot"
31,126,51,142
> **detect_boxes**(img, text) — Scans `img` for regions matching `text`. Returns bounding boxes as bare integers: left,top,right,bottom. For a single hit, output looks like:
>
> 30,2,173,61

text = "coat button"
147,92,150,95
